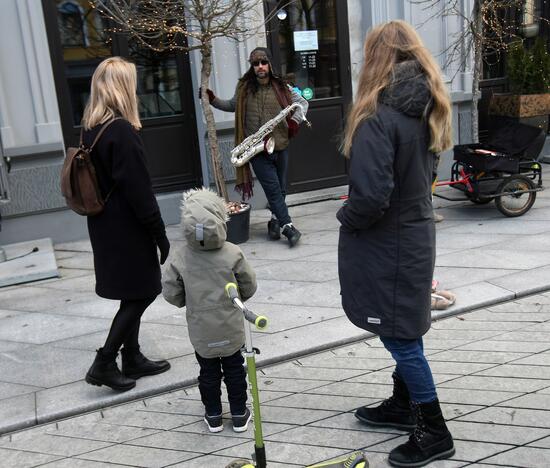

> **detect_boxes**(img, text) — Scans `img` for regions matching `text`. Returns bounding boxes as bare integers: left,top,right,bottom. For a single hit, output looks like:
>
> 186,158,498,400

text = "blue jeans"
251,150,291,226
380,336,437,403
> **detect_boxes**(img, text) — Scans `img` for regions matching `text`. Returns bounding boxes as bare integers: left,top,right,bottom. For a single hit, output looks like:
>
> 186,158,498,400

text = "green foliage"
507,41,530,94
530,37,550,94
507,38,550,94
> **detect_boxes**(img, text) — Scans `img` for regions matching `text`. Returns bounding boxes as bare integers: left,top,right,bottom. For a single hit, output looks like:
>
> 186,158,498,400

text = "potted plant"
93,0,280,244
489,38,550,132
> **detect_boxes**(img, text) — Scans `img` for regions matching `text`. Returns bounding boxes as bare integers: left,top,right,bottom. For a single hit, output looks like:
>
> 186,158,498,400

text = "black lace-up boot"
355,372,415,430
267,217,281,240
282,223,301,247
86,348,136,392
121,346,171,379
388,399,455,467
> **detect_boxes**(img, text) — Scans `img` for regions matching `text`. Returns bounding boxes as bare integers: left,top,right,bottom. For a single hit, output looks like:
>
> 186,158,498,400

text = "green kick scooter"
225,283,369,468
225,282,268,468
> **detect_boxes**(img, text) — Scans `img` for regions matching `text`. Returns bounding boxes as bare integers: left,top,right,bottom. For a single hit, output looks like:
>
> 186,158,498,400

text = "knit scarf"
234,79,291,200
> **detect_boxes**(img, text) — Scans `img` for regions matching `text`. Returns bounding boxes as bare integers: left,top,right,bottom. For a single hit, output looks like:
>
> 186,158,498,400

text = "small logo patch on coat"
208,340,230,348
367,317,381,324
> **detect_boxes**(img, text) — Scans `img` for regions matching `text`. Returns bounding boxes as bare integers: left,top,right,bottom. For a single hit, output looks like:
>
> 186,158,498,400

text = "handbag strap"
80,118,123,200
79,117,122,150
90,117,122,150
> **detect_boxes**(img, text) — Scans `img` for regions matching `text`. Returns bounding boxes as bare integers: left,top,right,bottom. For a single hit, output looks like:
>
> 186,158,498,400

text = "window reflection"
129,43,183,119
58,1,87,47
56,0,111,125
276,0,341,99
56,0,183,124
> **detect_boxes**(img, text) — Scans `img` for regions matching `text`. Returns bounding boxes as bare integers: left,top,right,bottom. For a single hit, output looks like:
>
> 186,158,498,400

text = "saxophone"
230,102,310,168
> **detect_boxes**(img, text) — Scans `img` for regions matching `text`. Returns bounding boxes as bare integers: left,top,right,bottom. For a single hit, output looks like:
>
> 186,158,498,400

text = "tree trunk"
200,42,229,202
471,0,483,143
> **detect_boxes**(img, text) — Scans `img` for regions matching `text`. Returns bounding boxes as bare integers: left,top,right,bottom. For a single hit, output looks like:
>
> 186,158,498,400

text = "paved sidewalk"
1,292,549,467
2,187,550,435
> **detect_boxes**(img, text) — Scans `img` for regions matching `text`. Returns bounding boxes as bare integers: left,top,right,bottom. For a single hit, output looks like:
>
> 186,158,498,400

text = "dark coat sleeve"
234,250,257,302
111,121,166,240
162,260,186,308
337,114,395,231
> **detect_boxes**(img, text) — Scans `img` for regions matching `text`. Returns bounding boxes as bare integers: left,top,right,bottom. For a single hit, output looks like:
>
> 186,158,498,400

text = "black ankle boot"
388,399,455,467
282,223,301,247
355,372,415,430
267,218,280,240
121,346,171,379
86,348,136,392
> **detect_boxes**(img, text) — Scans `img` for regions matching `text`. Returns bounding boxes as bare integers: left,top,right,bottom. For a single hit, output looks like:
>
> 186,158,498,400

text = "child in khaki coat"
163,188,257,433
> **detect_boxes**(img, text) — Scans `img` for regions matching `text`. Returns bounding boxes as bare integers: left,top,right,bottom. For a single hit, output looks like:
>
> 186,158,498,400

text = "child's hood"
181,188,228,250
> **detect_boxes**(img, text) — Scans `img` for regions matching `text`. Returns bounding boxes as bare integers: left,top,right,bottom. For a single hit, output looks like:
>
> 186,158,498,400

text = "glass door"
266,0,352,193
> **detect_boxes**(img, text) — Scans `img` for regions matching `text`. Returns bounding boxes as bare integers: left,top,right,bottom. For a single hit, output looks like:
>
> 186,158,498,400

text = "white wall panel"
0,0,62,149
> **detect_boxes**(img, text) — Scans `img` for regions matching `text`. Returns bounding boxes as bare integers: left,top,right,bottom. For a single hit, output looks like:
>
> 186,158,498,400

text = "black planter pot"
226,204,250,244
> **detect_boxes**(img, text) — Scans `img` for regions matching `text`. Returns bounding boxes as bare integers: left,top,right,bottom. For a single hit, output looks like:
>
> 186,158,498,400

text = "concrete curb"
4,283,549,436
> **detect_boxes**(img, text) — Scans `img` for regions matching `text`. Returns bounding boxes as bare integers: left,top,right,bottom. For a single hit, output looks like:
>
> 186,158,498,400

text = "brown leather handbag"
60,118,119,216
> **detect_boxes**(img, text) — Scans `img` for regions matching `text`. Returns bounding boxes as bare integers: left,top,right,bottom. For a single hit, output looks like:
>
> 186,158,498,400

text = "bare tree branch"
92,0,296,202
411,0,548,142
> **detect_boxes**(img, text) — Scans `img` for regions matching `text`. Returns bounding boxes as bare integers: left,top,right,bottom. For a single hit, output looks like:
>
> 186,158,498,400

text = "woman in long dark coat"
338,21,454,467
82,57,171,392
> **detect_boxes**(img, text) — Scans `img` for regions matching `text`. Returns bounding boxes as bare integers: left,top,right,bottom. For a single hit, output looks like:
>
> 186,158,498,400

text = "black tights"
102,297,156,355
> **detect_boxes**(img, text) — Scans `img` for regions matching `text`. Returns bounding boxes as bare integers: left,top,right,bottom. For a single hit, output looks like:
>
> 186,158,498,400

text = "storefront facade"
1,0,482,244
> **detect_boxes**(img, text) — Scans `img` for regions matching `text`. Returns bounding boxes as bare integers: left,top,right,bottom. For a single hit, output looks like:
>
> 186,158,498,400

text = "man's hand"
198,87,216,104
288,118,299,138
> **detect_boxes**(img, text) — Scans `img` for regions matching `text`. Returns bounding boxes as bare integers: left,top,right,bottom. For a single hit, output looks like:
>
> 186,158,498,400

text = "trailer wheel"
495,175,536,217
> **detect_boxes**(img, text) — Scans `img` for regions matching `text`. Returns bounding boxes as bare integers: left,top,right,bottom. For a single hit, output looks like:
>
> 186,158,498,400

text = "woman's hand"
156,235,170,265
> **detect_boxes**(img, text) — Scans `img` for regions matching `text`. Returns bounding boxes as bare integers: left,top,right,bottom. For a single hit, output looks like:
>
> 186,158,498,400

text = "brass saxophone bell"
251,135,274,158
232,135,275,167
264,135,275,154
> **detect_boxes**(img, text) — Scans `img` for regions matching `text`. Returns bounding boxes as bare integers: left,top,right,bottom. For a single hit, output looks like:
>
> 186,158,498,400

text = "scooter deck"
306,451,369,468
225,451,368,468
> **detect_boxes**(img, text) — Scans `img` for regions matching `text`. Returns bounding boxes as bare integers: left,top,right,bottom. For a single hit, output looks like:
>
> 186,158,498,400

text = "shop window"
57,1,88,47
128,41,183,119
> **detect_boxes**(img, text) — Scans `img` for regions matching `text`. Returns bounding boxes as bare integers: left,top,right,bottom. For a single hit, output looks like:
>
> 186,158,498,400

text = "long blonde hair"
82,57,141,130
342,20,452,157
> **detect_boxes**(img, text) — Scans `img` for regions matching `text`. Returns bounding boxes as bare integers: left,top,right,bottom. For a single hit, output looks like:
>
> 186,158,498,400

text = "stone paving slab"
77,444,199,467
3,190,550,440
0,238,59,287
528,435,550,448
477,364,550,379
495,392,550,410
6,292,548,466
0,447,63,468
0,432,113,457
482,447,550,468
456,406,550,428
0,312,111,345
446,420,550,445
439,375,549,393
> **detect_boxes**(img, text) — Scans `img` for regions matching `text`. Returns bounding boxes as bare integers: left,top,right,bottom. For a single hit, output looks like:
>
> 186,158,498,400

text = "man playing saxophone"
201,47,309,247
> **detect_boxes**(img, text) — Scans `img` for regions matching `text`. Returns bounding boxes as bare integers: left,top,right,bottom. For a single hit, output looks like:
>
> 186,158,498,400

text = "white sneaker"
204,413,223,433
231,408,251,433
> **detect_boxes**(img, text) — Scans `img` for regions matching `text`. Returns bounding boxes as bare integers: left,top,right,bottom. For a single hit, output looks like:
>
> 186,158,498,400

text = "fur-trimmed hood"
181,188,228,251
380,60,432,118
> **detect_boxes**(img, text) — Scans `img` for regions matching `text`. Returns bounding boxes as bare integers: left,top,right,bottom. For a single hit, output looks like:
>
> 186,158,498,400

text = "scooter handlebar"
225,282,268,330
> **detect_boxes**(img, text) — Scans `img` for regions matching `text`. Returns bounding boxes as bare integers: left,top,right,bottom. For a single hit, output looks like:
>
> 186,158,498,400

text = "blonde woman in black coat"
338,21,454,467
82,57,171,392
